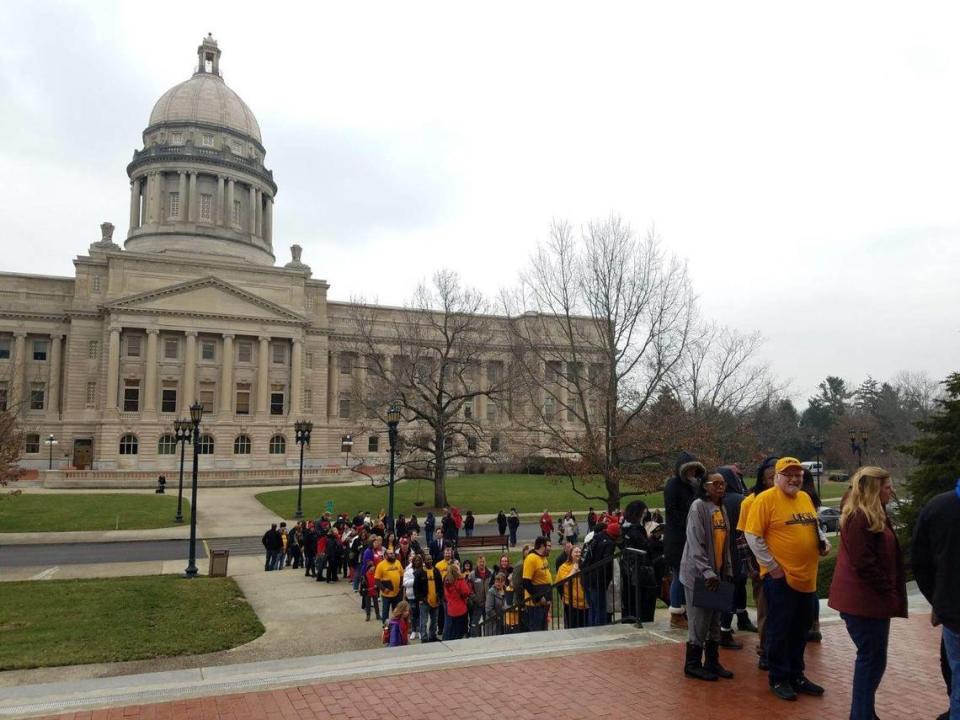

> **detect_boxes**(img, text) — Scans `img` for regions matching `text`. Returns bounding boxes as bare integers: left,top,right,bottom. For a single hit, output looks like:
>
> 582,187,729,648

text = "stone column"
48,333,63,415
355,355,366,417
188,172,198,222
149,172,162,224
142,174,153,224
8,333,26,414
290,338,302,417
227,178,235,227
264,197,273,244
255,189,263,237
248,185,257,235
128,177,141,230
476,361,486,423
257,336,270,414
216,175,225,225
144,329,159,412
327,350,339,419
183,331,197,406
106,328,120,410
177,172,187,219
220,333,234,416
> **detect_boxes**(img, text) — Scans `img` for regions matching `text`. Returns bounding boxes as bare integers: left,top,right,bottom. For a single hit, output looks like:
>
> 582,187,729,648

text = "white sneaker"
410,631,418,640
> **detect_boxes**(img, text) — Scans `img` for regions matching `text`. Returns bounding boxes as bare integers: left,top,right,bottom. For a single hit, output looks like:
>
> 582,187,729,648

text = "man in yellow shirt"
745,456,830,702
522,536,553,631
374,547,404,627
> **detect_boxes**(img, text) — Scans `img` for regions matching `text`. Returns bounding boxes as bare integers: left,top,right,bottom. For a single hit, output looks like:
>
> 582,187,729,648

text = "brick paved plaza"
38,614,947,720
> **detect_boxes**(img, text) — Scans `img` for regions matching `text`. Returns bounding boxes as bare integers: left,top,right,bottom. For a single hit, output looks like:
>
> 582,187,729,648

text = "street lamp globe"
189,401,203,427
387,403,401,425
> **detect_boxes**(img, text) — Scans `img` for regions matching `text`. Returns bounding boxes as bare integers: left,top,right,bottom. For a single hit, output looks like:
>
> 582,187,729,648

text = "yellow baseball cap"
775,456,803,474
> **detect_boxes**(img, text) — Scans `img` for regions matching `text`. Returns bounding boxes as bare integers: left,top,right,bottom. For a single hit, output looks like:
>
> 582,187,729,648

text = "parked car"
818,506,841,533
801,461,824,476
828,470,850,482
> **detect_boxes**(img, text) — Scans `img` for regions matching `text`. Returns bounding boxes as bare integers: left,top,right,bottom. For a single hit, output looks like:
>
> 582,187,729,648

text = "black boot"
684,643,718,681
736,610,757,632
705,640,735,679
719,629,743,649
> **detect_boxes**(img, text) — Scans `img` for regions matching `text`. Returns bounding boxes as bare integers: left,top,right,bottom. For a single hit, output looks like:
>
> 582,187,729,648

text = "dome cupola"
125,35,277,266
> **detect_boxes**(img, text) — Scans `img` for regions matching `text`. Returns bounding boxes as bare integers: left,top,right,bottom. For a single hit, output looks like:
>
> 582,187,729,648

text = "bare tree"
345,270,512,507
0,410,24,488
505,216,696,510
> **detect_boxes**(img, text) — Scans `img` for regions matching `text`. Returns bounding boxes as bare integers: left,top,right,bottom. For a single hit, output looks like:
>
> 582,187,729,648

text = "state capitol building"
0,36,576,483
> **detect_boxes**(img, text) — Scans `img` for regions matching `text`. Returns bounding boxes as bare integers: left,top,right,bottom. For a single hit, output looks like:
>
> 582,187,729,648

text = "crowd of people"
259,455,959,719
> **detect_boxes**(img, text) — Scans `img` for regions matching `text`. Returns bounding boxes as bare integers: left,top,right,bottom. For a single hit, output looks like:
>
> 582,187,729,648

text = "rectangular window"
88,340,99,359
0,382,7,411
169,192,180,218
272,343,286,365
305,295,314,311
463,398,474,419
200,193,212,220
29,382,45,410
199,382,215,414
270,385,285,415
85,381,97,408
467,436,478,452
303,389,312,411
233,200,241,225
25,433,40,454
368,436,379,453
546,361,562,383
122,380,140,412
340,353,354,374
236,383,251,415
202,133,214,147
567,398,581,422
171,131,183,145
0,338,9,359
92,276,102,293
126,336,141,358
161,382,177,413
338,394,351,419
33,340,48,361
237,341,252,363
486,402,498,422
201,341,216,361
305,352,313,369
544,395,556,421
163,338,178,360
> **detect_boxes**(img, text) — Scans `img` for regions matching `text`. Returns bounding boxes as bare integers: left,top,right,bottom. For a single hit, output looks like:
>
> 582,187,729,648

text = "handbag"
692,577,734,612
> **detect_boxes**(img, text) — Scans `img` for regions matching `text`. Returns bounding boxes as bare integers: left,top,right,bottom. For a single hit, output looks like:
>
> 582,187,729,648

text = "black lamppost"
294,420,313,519
849,429,868,468
809,436,824,496
184,401,203,578
173,418,192,523
44,434,57,470
342,434,353,468
386,403,401,533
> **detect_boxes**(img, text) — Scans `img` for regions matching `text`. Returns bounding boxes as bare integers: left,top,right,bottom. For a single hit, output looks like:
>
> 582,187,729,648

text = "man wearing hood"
664,451,707,629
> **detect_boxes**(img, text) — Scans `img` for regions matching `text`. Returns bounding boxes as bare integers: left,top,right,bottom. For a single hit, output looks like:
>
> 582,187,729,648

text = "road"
0,522,578,568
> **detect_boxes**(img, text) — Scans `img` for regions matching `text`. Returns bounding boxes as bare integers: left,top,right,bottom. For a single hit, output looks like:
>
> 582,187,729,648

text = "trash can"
208,549,229,577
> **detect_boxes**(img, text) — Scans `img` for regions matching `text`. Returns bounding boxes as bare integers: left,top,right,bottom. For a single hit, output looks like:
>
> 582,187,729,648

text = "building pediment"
104,276,307,325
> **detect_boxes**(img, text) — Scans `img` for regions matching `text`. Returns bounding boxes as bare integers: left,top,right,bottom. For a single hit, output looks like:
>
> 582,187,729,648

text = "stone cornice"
0,310,68,323
127,145,277,194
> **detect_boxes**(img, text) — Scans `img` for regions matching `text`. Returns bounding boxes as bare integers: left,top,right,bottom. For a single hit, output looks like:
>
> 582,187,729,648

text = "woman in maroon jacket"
828,466,907,720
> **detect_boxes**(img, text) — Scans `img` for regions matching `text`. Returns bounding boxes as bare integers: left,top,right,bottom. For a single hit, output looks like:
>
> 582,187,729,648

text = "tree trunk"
604,472,620,513
433,431,448,507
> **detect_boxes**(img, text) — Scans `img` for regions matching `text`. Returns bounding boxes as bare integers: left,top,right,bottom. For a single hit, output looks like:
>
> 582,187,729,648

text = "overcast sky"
1,1,958,402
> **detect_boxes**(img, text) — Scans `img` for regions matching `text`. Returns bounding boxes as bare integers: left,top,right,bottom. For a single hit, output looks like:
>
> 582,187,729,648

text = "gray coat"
679,498,734,589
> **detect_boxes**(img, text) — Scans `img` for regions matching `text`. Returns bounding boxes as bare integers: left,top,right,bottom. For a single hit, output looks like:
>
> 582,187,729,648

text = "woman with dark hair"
829,466,906,720
680,471,736,681
621,500,658,623
736,456,778,669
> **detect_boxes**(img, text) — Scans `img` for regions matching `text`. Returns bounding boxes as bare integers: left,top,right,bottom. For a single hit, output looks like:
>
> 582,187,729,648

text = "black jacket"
912,490,960,633
413,567,442,602
507,514,520,530
663,451,705,568
261,528,283,551
497,512,508,535
582,531,616,589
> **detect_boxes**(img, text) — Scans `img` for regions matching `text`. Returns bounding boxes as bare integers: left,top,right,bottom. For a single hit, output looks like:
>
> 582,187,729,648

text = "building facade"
0,36,584,480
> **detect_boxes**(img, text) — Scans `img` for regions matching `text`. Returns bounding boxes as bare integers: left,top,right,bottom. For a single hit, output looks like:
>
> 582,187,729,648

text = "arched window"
157,434,177,455
197,434,215,455
119,433,139,455
269,435,286,454
234,435,251,454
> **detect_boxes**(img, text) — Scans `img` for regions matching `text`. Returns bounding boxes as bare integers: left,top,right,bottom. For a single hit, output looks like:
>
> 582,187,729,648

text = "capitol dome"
149,73,261,143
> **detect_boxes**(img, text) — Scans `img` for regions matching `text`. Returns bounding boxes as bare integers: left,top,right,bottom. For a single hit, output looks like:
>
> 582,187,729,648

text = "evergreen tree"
900,372,960,537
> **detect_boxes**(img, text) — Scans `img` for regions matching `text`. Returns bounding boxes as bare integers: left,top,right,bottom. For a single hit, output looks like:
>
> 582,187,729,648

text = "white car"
800,461,824,476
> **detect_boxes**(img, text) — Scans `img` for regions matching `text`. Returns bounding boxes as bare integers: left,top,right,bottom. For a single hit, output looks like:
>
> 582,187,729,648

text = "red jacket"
540,513,554,534
444,578,472,617
828,509,907,619
364,568,378,598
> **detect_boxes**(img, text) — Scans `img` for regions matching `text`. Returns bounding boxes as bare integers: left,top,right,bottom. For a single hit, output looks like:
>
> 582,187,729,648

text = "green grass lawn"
0,575,264,670
0,493,190,533
256,474,850,520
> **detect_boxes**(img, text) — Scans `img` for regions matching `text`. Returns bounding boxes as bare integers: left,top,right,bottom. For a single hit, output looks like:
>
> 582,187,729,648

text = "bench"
456,534,508,552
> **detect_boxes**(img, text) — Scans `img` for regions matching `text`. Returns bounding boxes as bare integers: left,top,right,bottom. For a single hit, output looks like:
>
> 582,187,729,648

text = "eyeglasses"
704,480,726,487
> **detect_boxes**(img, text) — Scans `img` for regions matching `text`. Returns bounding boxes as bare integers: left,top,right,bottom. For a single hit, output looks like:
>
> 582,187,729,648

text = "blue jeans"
442,613,468,640
585,587,606,627
264,550,281,571
944,625,960,718
669,567,685,609
762,576,818,686
465,528,474,537
841,613,890,720
509,528,518,546
420,604,439,640
381,595,400,625
526,604,548,632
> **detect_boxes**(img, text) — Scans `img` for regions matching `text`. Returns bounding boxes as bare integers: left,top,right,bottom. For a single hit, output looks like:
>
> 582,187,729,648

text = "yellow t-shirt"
522,551,553,603
555,561,586,609
435,559,450,580
744,487,820,592
711,508,727,571
425,569,439,608
374,559,403,598
737,492,757,533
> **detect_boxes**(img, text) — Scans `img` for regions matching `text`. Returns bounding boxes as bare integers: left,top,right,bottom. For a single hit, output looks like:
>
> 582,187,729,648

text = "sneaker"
770,682,798,701
792,675,825,696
